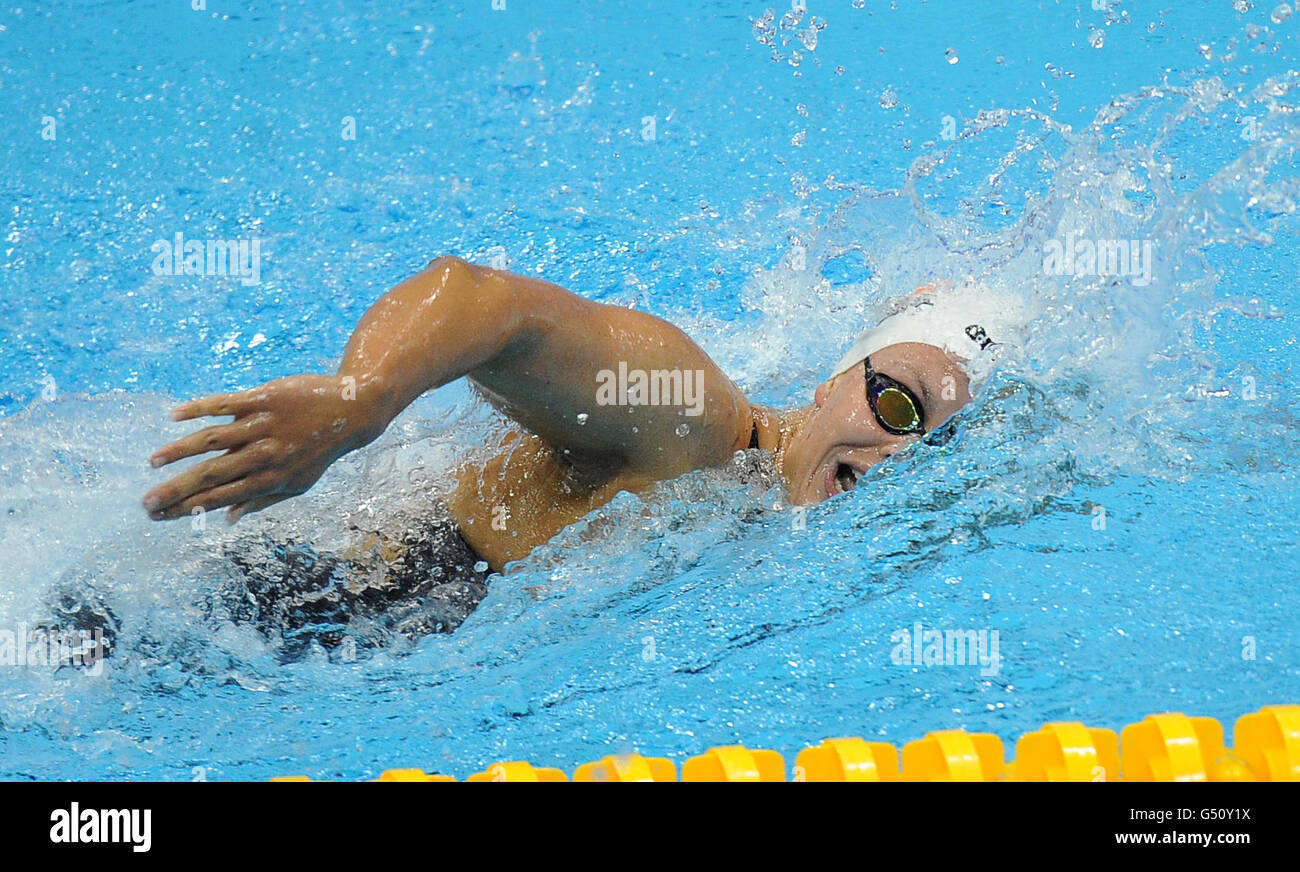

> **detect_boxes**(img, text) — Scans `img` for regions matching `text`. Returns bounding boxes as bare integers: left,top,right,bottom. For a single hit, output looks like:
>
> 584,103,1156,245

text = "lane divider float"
271,703,1300,782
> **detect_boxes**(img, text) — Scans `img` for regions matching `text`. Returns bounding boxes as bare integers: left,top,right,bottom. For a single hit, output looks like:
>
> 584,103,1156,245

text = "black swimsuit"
210,516,491,660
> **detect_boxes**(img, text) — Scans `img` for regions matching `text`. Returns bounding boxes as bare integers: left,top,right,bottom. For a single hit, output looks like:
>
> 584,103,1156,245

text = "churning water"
1,0,1297,779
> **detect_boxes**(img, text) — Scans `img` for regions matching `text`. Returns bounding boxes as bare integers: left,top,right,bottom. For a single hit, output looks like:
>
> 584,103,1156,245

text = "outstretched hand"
142,374,380,524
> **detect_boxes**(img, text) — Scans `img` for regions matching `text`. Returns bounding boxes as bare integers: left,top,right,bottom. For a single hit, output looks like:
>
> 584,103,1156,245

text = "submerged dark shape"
28,585,121,670
209,518,491,661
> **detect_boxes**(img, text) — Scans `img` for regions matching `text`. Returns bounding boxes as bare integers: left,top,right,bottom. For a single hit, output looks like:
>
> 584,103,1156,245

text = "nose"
837,413,911,460
879,441,906,459
813,378,833,409
843,434,906,467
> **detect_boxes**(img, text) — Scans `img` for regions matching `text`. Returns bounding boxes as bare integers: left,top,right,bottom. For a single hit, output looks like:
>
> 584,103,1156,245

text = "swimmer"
141,258,1020,643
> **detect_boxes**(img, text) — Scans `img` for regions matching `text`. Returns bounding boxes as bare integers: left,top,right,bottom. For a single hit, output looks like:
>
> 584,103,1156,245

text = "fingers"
149,415,269,468
142,444,278,518
146,470,284,521
226,493,291,525
170,389,263,422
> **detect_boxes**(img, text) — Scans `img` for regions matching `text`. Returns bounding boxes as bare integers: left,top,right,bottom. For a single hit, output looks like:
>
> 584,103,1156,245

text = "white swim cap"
831,279,1027,393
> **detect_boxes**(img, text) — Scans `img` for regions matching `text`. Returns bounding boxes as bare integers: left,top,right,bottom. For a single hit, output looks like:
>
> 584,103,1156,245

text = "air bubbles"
675,423,690,437
1271,3,1292,22
1088,28,1105,49
1233,0,1253,12
789,171,814,199
945,47,959,64
879,87,899,109
1197,44,1214,60
473,561,489,573
576,412,589,425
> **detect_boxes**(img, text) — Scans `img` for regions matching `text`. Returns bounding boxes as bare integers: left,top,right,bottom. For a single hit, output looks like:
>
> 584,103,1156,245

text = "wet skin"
143,258,973,571
771,341,972,506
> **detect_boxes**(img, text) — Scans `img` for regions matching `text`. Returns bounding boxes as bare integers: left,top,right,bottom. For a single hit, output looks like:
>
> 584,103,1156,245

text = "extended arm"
143,257,751,522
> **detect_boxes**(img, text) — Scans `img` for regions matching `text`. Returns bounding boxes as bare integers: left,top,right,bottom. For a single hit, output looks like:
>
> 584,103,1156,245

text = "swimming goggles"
863,356,926,436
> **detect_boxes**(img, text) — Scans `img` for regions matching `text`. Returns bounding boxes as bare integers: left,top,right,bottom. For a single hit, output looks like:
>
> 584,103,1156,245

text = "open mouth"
832,462,859,495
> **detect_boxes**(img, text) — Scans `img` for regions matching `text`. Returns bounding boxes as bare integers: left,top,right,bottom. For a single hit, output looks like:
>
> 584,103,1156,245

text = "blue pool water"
1,0,1298,779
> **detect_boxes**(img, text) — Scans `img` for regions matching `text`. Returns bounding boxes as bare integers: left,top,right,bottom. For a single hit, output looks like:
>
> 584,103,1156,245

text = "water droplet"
576,412,589,425
879,87,899,108
675,423,690,437
795,102,809,117
1272,2,1292,22
944,47,959,64
852,0,865,8
789,171,813,199
790,129,806,147
1088,27,1105,49
473,560,489,573
1197,43,1213,60
1234,0,1253,12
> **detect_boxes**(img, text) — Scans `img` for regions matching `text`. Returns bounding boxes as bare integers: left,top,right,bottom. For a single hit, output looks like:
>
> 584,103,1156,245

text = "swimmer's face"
780,342,972,505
